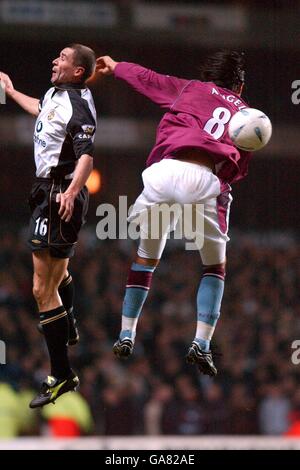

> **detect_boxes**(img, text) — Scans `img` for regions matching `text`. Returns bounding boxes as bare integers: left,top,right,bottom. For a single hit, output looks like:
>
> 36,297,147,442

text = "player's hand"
57,190,76,223
0,71,15,97
96,56,118,76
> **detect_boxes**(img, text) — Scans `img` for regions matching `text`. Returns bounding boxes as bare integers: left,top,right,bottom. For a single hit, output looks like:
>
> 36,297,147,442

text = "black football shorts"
28,178,89,258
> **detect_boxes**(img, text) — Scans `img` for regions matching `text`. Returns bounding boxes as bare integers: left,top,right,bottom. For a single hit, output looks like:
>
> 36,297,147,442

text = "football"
228,108,272,151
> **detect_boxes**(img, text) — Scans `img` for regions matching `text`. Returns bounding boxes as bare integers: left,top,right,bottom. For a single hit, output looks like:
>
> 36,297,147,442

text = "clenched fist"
96,56,118,76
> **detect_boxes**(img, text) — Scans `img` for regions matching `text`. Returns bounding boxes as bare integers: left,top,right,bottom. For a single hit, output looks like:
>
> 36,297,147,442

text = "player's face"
51,48,84,85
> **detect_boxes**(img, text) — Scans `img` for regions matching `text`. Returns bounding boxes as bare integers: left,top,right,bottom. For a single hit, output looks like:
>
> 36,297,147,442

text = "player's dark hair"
68,43,96,82
199,50,245,91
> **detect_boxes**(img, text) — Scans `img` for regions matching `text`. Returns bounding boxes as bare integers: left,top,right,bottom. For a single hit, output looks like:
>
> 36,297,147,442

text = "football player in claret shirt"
0,44,97,406
96,50,252,376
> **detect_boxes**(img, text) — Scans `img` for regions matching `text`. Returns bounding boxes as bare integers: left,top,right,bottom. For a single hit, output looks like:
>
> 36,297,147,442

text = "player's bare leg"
32,250,67,311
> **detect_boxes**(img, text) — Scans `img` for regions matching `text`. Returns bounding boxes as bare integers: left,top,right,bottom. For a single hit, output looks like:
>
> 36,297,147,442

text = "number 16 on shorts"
34,217,48,237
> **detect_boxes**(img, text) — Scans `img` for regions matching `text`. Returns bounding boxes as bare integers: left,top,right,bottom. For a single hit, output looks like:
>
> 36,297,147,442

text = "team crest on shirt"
47,109,56,121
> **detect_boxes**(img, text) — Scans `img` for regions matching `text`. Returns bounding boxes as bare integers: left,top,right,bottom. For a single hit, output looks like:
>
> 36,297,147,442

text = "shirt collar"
54,82,86,91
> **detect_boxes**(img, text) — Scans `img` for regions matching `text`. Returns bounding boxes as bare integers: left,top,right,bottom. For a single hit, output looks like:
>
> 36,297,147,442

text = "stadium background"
0,0,300,449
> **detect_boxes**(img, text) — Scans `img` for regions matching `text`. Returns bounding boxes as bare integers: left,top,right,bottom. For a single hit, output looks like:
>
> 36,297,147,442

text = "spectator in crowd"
0,230,298,435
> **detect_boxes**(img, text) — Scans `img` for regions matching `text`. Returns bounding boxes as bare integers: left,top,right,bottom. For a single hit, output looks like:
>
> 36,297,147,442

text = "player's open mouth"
51,70,58,82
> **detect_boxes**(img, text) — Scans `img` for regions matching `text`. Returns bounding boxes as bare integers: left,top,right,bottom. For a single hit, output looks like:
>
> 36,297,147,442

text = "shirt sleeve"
38,90,48,111
114,62,189,109
66,91,96,159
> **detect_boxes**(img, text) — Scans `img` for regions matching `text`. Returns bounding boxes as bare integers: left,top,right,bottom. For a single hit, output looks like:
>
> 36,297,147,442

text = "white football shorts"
128,159,232,265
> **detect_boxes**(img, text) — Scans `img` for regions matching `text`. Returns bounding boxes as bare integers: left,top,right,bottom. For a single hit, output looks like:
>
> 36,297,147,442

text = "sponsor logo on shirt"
34,119,46,146
33,134,46,148
36,121,43,132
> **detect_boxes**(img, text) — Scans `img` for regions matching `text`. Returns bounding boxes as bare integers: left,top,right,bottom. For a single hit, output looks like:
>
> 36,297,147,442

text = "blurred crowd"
0,228,300,437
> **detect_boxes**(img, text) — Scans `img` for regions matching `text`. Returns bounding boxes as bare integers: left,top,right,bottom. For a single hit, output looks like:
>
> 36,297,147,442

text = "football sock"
120,262,155,341
195,266,225,352
59,273,76,326
40,305,71,379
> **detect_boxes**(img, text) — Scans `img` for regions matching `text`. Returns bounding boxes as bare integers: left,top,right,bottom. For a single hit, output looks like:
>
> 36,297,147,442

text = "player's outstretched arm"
0,72,39,116
95,56,188,108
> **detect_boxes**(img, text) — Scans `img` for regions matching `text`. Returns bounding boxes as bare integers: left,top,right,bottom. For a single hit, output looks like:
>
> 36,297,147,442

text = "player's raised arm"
0,71,39,116
96,56,189,108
